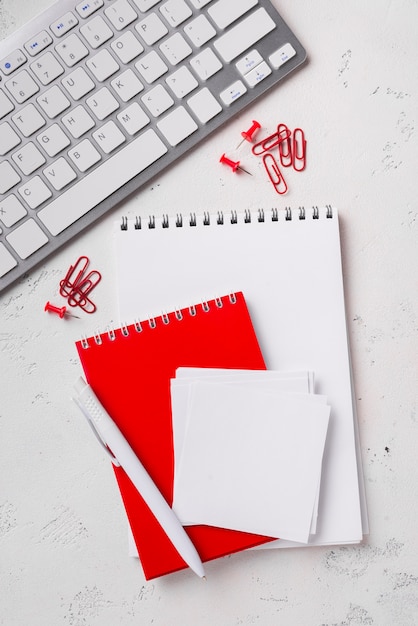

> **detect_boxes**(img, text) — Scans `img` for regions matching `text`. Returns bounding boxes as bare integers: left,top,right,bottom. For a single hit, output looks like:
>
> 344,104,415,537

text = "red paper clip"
263,153,288,194
292,127,307,171
67,270,102,314
252,125,292,156
59,256,89,297
278,123,293,167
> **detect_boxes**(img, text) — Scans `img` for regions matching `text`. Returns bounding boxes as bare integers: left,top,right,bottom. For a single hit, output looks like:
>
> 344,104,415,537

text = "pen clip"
73,396,120,466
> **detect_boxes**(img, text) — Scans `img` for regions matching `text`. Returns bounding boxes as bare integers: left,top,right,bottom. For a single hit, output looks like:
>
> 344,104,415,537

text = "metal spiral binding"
120,206,334,231
148,316,157,329
80,294,238,348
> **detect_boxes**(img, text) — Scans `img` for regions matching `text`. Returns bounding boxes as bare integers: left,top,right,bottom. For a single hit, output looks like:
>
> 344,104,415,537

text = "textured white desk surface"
1,1,417,624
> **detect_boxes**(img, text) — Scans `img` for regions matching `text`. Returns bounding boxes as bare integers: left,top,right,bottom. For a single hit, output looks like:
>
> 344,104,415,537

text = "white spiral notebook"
115,206,368,548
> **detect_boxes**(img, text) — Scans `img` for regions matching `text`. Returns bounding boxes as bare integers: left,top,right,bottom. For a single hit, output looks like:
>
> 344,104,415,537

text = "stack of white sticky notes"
171,368,331,544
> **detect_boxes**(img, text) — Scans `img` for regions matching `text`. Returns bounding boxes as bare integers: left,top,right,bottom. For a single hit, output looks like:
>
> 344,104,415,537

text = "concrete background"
1,1,417,624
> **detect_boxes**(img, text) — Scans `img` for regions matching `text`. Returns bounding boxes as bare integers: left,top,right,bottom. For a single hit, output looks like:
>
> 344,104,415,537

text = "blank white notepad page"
115,207,366,546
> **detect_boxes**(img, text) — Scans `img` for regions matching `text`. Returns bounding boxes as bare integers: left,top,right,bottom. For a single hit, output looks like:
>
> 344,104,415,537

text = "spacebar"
38,129,168,236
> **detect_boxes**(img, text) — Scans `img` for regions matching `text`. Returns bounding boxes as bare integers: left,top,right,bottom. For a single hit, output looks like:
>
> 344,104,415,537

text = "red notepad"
75,292,274,579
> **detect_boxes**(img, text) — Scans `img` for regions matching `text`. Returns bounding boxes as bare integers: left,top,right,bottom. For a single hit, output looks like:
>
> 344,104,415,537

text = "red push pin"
44,301,80,319
219,153,252,175
236,120,261,148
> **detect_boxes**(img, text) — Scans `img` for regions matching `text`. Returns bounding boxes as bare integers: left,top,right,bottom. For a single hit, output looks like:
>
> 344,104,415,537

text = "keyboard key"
165,65,198,98
236,49,263,76
0,122,21,155
0,162,21,193
80,16,113,49
117,102,150,135
30,52,65,85
0,50,27,76
86,87,119,120
243,60,271,87
111,31,144,64
183,15,216,48
0,195,27,228
105,0,138,31
111,69,144,101
37,85,71,119
92,120,126,153
38,129,168,235
132,0,160,12
62,67,95,100
61,105,96,138
141,84,174,117
187,87,222,123
135,51,168,83
0,90,14,119
76,0,104,19
219,80,247,105
5,70,39,104
68,139,102,172
43,157,77,190
190,48,222,81
214,8,276,63
18,175,52,209
157,105,198,146
55,34,89,67
188,0,212,8
24,31,53,57
6,218,49,259
37,124,71,157
159,0,192,27
159,33,192,65
50,12,79,38
12,142,46,176
11,103,45,137
269,43,296,69
207,0,258,30
135,14,168,46
0,243,17,277
87,49,120,81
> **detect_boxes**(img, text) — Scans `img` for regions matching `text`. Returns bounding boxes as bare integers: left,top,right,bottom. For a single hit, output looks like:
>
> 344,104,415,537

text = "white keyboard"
0,0,305,293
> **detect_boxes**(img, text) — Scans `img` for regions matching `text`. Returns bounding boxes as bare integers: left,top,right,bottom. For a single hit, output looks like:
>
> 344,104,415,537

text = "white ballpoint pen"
73,377,205,579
